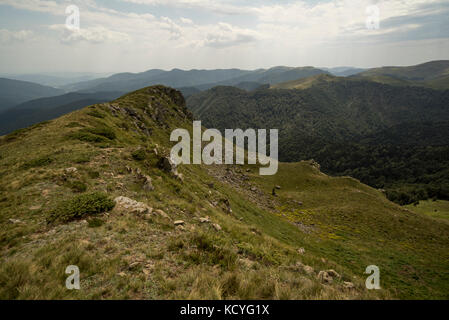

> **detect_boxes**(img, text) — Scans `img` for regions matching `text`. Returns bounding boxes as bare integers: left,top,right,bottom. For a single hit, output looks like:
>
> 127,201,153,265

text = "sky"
0,0,448,74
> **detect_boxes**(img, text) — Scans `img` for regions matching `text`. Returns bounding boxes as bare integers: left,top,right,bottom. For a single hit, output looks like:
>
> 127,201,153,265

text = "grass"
0,86,447,300
405,200,449,221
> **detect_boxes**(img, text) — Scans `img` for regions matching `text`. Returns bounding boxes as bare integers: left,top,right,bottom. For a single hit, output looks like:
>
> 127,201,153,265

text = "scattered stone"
117,272,126,277
275,185,281,190
154,209,169,219
297,247,305,255
158,156,177,174
250,186,257,192
29,205,42,210
296,262,314,275
128,262,141,270
174,220,185,226
212,223,222,231
326,269,341,279
176,225,185,231
317,271,333,283
114,196,152,215
343,281,355,289
65,167,78,174
246,169,251,172
8,218,22,224
303,265,315,275
200,217,210,223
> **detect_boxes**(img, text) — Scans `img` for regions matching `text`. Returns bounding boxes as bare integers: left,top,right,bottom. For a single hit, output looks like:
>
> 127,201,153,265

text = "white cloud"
49,24,131,44
0,29,34,43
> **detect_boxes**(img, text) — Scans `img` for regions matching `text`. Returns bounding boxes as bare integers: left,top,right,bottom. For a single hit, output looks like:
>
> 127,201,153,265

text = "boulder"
326,269,341,279
317,271,333,284
154,209,169,219
343,281,355,289
114,196,152,215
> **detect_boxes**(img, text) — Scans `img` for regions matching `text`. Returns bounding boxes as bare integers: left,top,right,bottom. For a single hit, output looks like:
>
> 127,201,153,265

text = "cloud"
201,22,258,48
49,24,131,44
0,29,34,43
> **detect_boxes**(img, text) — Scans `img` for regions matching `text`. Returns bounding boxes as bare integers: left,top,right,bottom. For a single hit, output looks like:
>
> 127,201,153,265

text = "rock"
297,247,305,255
65,167,77,174
212,223,222,231
154,209,169,219
343,281,355,289
200,217,210,223
317,271,333,283
142,175,154,191
114,196,152,215
275,185,281,190
8,218,22,224
296,262,314,275
327,269,341,279
125,166,132,173
174,220,185,226
303,265,315,275
29,205,42,210
143,214,153,221
158,156,177,174
250,186,257,192
246,169,251,172
176,225,185,231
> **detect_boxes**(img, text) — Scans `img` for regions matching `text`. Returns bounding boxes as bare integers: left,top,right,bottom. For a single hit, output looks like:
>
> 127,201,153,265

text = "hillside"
0,92,124,136
0,86,448,299
0,78,64,112
353,60,449,89
186,79,449,204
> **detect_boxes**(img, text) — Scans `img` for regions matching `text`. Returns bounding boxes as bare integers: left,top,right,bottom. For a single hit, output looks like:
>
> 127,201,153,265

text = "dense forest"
187,80,449,205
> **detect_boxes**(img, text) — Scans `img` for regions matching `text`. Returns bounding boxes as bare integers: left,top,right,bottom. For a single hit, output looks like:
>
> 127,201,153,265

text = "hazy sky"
0,0,448,73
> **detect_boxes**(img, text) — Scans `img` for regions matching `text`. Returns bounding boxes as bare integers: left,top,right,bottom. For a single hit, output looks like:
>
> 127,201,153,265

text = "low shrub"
47,192,115,223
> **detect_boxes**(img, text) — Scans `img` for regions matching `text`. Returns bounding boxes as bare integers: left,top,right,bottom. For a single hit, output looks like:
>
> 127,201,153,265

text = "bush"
47,192,115,223
67,180,87,193
132,148,146,161
88,127,116,140
22,156,52,169
86,109,105,118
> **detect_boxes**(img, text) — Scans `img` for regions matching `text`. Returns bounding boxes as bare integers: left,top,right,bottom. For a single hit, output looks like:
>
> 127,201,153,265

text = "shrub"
86,109,105,118
70,131,107,143
22,156,52,169
68,180,87,193
131,148,146,161
88,127,116,140
47,192,115,223
87,217,104,228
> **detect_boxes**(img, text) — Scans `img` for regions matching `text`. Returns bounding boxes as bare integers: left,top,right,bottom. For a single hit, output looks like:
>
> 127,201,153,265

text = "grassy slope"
0,86,448,299
405,200,449,222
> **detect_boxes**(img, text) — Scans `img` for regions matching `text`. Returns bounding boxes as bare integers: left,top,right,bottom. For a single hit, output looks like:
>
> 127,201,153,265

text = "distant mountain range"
0,78,64,113
0,91,123,135
61,66,331,93
1,60,448,139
